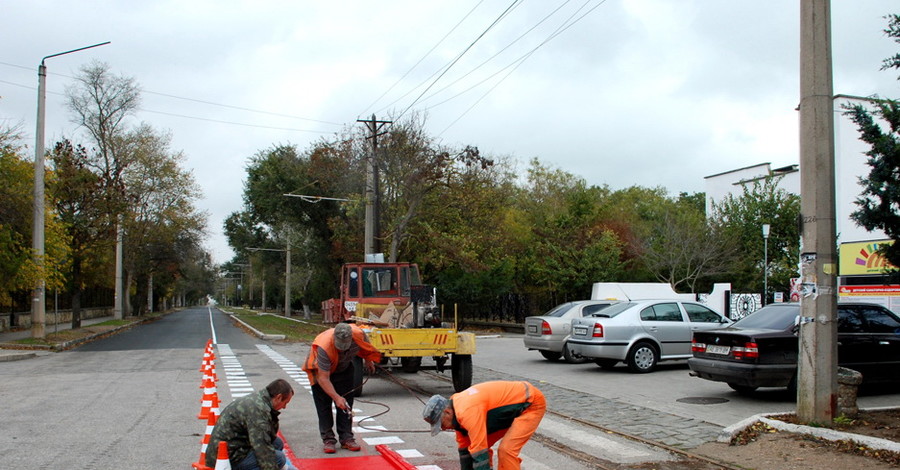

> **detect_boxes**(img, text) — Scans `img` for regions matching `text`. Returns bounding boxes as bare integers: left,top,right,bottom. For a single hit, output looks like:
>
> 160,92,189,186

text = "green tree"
48,139,117,327
712,176,801,300
843,14,900,270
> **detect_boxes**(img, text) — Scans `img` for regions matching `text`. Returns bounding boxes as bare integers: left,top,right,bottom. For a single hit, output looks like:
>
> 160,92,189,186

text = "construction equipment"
321,261,475,393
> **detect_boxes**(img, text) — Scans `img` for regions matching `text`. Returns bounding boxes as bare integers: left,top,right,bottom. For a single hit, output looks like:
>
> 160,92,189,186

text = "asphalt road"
3,308,898,469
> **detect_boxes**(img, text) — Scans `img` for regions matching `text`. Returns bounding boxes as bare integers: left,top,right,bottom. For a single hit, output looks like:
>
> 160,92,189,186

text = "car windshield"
732,305,798,330
544,303,576,318
589,302,635,318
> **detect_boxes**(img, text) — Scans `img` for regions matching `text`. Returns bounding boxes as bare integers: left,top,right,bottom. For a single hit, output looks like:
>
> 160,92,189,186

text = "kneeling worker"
423,380,546,470
206,378,296,470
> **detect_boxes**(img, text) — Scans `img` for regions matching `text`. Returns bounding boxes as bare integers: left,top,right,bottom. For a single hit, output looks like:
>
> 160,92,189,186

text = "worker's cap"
333,323,353,351
423,394,450,436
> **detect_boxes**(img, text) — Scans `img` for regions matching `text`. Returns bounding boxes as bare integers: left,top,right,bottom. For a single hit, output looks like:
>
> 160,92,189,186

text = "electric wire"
393,0,524,123
436,0,608,136
416,0,574,109
359,0,486,119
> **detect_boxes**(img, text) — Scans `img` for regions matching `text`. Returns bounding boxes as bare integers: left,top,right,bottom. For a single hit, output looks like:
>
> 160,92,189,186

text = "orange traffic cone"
198,377,218,420
191,408,218,469
200,340,213,372
213,440,231,470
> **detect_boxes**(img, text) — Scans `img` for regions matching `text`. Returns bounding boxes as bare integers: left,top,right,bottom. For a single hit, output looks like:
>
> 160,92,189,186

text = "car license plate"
573,326,588,336
528,325,537,334
706,345,731,355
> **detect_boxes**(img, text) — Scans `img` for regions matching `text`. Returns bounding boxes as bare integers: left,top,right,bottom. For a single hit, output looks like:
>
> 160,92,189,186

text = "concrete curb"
225,312,286,341
0,351,37,362
718,407,900,453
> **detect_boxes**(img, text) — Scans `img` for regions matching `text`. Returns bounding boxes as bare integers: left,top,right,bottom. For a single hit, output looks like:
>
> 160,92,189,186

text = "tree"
712,176,801,299
843,14,900,271
640,195,740,293
49,140,117,327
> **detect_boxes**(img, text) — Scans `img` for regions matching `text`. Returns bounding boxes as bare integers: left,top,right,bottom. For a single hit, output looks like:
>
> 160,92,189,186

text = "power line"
437,0,609,136
0,61,343,127
360,0,486,118
393,0,524,123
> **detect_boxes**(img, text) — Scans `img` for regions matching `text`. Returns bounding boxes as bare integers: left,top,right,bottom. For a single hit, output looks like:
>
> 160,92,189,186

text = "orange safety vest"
302,324,381,386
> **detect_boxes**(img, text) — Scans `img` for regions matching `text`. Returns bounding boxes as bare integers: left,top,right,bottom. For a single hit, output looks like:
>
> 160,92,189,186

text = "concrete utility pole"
357,114,392,258
797,0,838,423
31,41,110,339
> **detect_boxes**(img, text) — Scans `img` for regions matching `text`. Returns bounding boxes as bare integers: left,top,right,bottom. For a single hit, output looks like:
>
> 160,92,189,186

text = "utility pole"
797,0,838,423
31,41,110,338
357,114,392,258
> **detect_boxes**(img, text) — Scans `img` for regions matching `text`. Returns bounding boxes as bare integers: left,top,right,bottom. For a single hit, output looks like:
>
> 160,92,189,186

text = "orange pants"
483,388,547,470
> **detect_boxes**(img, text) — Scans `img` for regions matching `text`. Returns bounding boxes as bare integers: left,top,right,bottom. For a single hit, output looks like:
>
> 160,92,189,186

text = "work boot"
341,438,361,451
323,441,337,454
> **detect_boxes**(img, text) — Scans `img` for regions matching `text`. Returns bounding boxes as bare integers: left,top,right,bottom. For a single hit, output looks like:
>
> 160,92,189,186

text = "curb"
226,313,286,341
718,407,900,453
0,351,37,362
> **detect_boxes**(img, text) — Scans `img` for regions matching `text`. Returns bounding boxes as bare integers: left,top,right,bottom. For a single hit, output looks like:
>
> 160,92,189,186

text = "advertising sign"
839,240,895,276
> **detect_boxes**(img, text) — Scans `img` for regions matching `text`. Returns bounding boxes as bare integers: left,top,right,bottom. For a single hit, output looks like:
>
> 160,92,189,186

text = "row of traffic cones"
192,339,230,469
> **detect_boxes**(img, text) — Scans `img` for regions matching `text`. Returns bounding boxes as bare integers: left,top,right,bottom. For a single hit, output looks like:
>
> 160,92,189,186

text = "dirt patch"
690,409,900,469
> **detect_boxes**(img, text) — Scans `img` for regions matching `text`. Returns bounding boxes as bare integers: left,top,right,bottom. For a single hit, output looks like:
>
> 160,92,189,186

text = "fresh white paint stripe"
362,436,404,445
396,449,424,458
538,417,652,459
414,465,443,470
354,425,387,433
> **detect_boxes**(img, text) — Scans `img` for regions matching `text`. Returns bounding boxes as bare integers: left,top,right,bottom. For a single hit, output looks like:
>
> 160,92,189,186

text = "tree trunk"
71,255,83,329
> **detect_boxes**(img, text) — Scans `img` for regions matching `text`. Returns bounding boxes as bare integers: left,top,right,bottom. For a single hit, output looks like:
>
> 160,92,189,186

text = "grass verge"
227,307,327,342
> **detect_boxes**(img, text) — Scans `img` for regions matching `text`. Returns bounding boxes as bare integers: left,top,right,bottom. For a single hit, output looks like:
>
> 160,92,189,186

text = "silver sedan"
523,300,617,363
568,299,731,372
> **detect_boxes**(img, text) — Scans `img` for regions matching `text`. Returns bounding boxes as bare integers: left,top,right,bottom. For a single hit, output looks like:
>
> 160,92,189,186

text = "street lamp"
32,41,110,339
247,246,291,317
762,224,770,306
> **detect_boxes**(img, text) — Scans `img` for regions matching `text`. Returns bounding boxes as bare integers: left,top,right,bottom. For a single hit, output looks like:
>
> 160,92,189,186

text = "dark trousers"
311,366,355,444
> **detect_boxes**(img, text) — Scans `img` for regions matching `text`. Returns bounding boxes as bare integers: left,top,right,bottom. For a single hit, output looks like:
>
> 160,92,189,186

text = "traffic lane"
0,341,203,467
479,334,900,427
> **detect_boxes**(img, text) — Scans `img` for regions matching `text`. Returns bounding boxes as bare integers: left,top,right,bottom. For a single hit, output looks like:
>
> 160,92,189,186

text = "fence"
0,307,113,332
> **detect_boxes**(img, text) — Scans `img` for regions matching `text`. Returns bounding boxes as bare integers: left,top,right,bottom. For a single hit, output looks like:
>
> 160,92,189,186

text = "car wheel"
727,383,758,395
593,358,618,369
539,350,562,361
626,342,658,373
787,373,798,395
562,343,587,363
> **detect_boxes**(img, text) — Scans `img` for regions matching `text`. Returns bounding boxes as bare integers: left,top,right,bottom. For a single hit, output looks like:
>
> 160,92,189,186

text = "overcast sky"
3,1,899,264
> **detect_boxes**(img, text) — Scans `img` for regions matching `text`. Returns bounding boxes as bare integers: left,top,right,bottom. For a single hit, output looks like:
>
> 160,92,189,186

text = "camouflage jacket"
206,388,281,470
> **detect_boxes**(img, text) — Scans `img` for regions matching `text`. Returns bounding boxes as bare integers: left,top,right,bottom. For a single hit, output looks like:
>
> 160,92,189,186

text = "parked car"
568,300,731,373
688,302,900,393
524,300,617,363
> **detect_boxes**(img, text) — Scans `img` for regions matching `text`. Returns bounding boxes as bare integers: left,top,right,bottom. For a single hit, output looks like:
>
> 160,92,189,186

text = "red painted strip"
375,444,418,470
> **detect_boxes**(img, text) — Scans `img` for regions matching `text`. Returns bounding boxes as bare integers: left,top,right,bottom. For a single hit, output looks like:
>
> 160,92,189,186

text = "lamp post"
762,224,770,306
248,246,291,317
32,41,110,339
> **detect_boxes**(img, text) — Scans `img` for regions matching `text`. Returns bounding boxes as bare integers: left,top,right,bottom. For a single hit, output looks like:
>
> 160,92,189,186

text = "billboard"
839,240,895,276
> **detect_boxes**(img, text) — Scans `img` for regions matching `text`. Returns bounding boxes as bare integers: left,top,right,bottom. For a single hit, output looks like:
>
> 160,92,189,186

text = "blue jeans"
233,436,294,470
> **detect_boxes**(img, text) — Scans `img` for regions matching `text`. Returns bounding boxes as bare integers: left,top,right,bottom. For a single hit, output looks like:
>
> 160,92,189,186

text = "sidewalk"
0,315,116,362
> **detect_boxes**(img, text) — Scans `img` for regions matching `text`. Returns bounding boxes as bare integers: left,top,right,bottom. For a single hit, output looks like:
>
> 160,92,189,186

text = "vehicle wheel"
626,342,659,373
593,358,618,369
727,383,758,395
787,373,798,396
539,350,562,361
451,354,473,392
563,343,588,364
352,356,364,397
400,356,422,373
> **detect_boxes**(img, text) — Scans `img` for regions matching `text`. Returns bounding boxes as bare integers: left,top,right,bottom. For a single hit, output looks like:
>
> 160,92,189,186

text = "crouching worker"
206,378,296,470
423,380,546,470
302,322,382,453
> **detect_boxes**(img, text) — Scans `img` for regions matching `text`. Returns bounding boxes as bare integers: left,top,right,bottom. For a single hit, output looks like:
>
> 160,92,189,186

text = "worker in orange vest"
423,380,546,470
302,322,381,454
